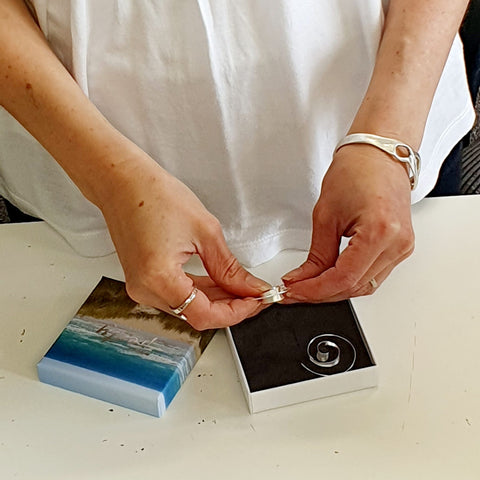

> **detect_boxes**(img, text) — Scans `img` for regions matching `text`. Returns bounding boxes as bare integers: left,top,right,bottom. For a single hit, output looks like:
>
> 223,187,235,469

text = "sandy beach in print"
76,277,215,358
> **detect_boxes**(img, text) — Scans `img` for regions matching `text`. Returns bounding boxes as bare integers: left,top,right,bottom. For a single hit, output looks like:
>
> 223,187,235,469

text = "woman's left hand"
282,143,415,303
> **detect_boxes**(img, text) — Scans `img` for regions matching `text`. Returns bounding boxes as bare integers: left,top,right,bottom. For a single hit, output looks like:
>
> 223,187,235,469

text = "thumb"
197,230,271,297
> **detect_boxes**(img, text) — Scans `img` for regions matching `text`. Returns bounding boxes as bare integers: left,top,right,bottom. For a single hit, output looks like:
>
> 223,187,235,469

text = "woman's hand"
100,155,270,330
0,0,270,329
280,0,468,303
282,144,414,302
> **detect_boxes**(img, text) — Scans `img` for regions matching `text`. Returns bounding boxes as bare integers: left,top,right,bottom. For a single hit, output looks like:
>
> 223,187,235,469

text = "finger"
344,247,413,299
126,251,268,330
312,263,395,304
322,265,392,303
178,289,267,330
196,223,271,297
348,266,392,298
285,228,384,301
283,240,413,304
125,260,195,312
163,272,268,329
282,205,339,285
132,271,266,330
281,262,389,305
187,275,233,302
186,274,260,302
186,274,271,327
325,227,414,301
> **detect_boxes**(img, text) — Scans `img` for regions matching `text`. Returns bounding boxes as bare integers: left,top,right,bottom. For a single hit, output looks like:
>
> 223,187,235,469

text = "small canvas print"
37,277,215,417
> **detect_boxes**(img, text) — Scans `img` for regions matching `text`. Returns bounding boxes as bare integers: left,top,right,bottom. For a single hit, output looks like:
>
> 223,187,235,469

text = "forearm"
0,0,147,208
350,0,469,149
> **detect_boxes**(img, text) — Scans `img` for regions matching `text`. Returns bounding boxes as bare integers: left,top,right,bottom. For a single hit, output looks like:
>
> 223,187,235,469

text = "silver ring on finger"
169,287,198,321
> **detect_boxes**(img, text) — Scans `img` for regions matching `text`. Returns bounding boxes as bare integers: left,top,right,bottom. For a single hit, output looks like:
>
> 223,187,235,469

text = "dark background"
229,301,376,392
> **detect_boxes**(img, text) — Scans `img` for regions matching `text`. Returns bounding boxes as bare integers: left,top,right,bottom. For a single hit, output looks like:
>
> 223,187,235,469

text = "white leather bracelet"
335,133,421,190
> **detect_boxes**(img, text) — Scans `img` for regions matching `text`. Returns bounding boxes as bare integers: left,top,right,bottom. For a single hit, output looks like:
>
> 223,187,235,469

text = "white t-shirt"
0,0,475,266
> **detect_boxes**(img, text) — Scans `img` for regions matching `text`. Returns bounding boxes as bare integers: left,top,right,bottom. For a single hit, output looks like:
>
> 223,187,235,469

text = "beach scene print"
44,277,216,407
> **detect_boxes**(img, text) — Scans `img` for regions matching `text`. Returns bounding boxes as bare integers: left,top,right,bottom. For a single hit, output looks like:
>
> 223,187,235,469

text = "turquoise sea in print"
45,315,195,407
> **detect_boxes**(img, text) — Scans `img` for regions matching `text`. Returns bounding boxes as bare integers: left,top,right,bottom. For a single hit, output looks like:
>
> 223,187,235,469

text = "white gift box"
226,300,378,414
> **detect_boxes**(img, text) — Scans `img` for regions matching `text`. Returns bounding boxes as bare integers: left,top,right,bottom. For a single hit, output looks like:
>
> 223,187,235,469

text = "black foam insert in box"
229,300,375,393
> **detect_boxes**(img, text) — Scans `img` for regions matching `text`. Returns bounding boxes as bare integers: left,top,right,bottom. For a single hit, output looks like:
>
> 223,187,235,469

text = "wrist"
86,140,168,212
348,106,423,152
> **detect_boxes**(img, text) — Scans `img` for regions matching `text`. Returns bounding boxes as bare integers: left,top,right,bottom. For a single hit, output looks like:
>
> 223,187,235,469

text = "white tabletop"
1,195,479,480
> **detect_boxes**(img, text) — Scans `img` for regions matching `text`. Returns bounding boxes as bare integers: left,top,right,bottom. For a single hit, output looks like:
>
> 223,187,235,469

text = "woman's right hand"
98,153,271,330
1,0,271,329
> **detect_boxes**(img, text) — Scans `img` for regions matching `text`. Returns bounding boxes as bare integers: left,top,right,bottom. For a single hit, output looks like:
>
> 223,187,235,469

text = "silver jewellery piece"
369,278,378,289
335,133,421,190
169,287,198,321
256,285,288,304
311,340,340,368
301,334,357,377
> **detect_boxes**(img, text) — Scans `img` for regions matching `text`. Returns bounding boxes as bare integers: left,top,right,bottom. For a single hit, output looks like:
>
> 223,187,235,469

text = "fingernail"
285,291,308,302
282,272,300,284
282,268,302,284
246,276,271,292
